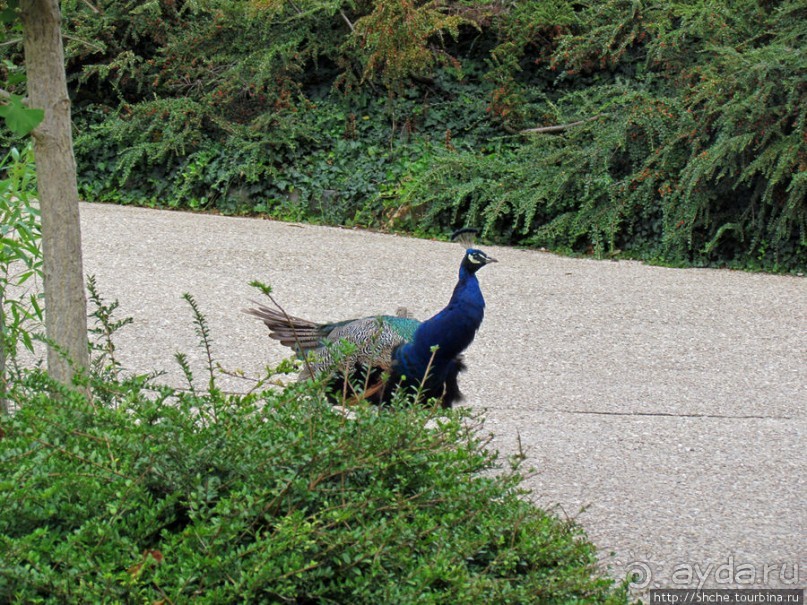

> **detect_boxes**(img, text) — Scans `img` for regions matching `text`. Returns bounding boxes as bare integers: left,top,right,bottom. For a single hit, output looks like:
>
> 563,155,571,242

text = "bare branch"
62,33,105,53
80,0,101,13
520,114,605,134
340,10,355,32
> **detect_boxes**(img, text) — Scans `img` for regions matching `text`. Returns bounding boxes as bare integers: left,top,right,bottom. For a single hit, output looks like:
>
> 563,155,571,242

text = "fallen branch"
340,10,355,32
520,114,605,134
80,0,101,13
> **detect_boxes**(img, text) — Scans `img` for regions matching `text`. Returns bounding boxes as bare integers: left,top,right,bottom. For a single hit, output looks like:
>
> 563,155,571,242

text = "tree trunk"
20,0,89,384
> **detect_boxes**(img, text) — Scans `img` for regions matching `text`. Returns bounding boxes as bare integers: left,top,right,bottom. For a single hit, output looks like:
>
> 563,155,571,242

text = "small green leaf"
0,0,19,25
7,72,26,86
0,95,44,136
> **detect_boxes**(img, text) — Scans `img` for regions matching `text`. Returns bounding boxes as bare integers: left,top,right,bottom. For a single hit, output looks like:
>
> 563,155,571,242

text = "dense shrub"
54,0,493,217
400,0,807,269
0,368,626,603
3,0,804,269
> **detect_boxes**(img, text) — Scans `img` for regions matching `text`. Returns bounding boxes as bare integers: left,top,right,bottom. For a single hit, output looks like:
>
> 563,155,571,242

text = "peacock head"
461,248,497,274
450,228,497,274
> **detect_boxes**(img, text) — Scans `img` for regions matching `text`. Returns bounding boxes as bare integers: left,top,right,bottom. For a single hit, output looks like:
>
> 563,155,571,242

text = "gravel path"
79,202,805,597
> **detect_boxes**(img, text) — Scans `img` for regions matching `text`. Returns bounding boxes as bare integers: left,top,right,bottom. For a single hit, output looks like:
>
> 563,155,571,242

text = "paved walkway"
79,202,805,597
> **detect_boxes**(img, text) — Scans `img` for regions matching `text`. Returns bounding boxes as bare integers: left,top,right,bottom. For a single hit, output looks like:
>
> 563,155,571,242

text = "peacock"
245,230,497,407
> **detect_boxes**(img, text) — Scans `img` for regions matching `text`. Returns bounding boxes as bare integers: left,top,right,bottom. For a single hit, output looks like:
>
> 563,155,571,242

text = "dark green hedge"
3,0,803,270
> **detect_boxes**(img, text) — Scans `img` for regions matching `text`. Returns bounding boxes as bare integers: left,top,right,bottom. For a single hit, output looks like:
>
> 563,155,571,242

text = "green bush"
400,0,807,270
0,368,627,603
59,0,489,218
7,0,803,269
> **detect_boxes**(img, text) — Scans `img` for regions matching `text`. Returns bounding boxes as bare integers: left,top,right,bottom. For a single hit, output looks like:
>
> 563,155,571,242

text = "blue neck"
395,265,486,374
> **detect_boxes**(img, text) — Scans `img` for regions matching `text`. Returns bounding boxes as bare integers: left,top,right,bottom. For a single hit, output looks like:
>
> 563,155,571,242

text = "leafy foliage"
0,292,627,603
349,0,472,91
0,145,43,414
3,0,803,269
0,2,44,137
401,0,807,269
0,92,43,136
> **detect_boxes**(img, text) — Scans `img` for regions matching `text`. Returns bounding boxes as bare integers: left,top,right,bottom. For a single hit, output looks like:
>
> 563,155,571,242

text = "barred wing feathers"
245,304,420,379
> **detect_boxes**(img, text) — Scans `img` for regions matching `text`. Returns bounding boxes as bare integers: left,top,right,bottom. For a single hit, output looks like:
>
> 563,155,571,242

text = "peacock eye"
467,252,482,264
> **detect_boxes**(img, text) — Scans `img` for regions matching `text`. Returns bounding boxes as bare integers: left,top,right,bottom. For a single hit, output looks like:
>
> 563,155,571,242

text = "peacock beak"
485,255,498,264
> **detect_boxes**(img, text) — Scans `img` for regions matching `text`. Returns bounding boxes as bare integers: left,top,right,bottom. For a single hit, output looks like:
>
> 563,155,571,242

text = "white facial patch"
467,253,483,264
